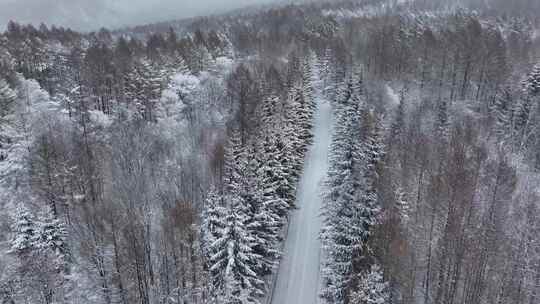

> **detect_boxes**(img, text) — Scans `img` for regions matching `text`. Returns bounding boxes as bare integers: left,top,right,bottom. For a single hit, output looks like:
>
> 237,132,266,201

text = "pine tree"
357,109,385,231
302,52,317,117
321,77,365,303
223,129,247,194
0,78,15,161
290,86,313,155
201,187,227,265
257,93,298,208
513,95,532,137
492,87,514,142
226,131,281,277
524,63,540,96
11,207,69,264
350,264,390,304
243,147,280,276
194,45,214,74
260,95,280,127
321,77,385,304
514,64,540,150
0,42,15,80
164,51,191,79
9,207,68,304
209,194,265,304
282,89,305,179
259,132,292,217
362,110,385,176
436,98,450,142
125,59,164,121
208,129,269,303
38,210,68,258
10,207,38,253
319,48,333,98
394,187,410,225
279,132,301,205
0,78,15,120
37,209,69,273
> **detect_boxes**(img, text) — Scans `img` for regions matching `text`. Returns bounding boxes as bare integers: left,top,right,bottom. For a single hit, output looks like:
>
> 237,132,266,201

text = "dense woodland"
0,0,539,303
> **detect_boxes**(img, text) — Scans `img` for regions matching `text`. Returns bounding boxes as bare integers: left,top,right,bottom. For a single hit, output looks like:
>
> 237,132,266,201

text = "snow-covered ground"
269,96,332,304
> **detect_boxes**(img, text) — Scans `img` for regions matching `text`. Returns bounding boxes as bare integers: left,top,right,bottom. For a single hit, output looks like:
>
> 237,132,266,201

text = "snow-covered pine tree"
290,86,313,156
491,87,514,143
124,59,164,121
321,75,385,304
256,92,298,209
35,208,70,288
8,207,68,304
194,45,214,74
243,145,280,276
124,66,140,111
523,63,540,96
350,264,390,304
208,128,267,303
510,65,540,153
0,78,16,161
10,207,38,253
219,32,235,59
513,95,532,141
394,187,410,225
259,131,292,217
223,128,247,195
260,94,280,128
0,42,15,81
164,51,191,79
224,129,281,277
201,187,227,265
38,209,69,260
356,109,385,233
0,78,15,120
282,88,307,179
320,76,365,304
209,189,265,304
362,110,385,177
302,51,317,117
514,64,540,141
434,97,451,164
436,98,450,142
319,48,334,98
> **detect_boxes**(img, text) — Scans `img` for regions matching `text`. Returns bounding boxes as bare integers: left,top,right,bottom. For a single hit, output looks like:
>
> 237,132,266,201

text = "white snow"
269,95,332,304
386,84,400,107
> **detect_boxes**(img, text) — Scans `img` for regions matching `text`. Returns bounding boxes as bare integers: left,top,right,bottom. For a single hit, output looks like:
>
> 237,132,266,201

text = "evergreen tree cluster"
201,53,320,303
10,207,68,260
320,74,386,304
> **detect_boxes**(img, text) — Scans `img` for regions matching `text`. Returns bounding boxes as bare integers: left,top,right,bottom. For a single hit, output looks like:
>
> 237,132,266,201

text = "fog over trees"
0,0,539,303
0,0,283,31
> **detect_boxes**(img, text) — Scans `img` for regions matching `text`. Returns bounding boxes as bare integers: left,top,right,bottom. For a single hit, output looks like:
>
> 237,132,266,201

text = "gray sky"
0,0,282,31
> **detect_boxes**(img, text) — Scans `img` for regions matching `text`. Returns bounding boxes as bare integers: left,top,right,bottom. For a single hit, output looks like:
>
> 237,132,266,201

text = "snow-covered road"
270,97,332,304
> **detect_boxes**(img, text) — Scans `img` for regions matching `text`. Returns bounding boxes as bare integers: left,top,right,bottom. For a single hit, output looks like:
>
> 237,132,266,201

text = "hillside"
0,0,539,303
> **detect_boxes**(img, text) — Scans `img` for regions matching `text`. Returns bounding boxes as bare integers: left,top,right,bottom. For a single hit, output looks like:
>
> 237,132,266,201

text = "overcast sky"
0,0,283,31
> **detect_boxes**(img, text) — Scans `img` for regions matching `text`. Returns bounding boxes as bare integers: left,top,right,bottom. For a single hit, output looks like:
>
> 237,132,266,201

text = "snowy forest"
0,0,539,303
